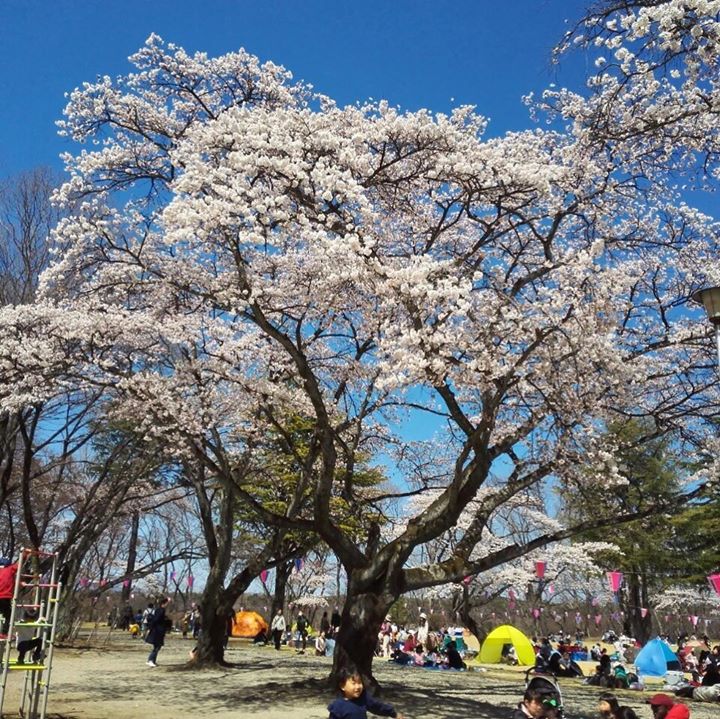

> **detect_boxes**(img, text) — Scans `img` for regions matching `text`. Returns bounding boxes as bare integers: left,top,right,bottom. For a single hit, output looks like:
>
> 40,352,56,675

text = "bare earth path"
2,634,717,719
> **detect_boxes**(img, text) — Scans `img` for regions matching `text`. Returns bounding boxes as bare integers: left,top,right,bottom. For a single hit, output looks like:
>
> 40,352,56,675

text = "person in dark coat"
327,666,404,719
320,610,331,636
145,596,170,667
331,606,342,635
445,639,466,670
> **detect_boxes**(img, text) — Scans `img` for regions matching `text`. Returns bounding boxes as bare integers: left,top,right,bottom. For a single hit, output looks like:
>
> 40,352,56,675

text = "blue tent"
634,638,682,676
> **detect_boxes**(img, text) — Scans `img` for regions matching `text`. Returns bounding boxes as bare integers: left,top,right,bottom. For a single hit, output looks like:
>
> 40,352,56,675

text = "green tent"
479,624,536,666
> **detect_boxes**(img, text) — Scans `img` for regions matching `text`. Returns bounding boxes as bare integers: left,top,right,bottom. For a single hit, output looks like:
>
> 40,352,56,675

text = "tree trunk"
271,560,292,617
192,587,234,665
331,587,393,688
453,584,483,643
190,483,234,666
623,571,651,643
121,512,140,603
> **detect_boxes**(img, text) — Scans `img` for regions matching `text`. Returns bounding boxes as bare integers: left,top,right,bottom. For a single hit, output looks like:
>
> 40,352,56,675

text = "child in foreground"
328,667,405,719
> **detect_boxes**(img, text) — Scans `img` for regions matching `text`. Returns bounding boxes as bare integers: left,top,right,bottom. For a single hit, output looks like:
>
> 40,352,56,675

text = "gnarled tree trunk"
331,584,394,688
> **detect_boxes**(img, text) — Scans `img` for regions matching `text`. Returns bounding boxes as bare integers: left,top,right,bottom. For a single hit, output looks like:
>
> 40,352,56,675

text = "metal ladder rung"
0,547,60,719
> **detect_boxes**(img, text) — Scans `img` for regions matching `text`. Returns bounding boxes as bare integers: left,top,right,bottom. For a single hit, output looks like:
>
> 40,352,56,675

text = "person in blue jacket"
327,666,405,719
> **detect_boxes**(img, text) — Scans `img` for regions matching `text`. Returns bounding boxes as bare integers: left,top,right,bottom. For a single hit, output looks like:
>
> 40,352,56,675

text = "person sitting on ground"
424,648,440,667
412,644,425,667
700,659,720,686
585,663,609,687
444,639,466,670
611,664,629,689
315,631,327,657
538,638,552,662
707,645,720,667
390,646,411,665
547,649,582,678
327,666,405,719
501,642,518,665
402,630,416,654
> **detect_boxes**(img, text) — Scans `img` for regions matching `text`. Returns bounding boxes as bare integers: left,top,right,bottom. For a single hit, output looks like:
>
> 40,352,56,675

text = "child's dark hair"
336,666,362,689
599,692,620,713
617,708,639,719
523,687,551,702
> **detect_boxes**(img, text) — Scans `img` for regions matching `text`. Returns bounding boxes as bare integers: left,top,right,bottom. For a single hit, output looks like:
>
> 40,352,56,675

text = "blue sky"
0,0,590,179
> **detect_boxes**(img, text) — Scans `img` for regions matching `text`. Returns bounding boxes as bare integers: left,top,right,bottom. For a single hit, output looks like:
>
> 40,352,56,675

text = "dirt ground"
1,633,717,719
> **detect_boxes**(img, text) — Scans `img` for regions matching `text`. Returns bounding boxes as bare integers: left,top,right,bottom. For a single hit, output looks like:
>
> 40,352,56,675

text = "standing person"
295,610,308,654
141,602,154,640
0,558,18,635
327,666,404,719
331,606,342,635
416,612,429,648
270,608,286,651
120,604,134,631
145,597,170,667
181,610,191,638
191,605,201,639
320,610,330,637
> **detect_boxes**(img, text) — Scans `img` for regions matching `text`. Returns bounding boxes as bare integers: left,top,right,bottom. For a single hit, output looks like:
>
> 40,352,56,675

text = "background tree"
568,418,720,642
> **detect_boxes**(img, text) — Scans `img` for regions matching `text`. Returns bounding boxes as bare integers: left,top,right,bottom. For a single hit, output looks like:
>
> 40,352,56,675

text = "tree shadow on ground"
194,669,521,718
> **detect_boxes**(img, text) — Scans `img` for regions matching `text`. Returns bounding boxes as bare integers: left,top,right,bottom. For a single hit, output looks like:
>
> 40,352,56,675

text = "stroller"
524,672,565,718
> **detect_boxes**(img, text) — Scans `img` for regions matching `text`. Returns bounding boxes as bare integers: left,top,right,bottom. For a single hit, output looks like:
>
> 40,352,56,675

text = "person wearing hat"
646,694,676,719
416,612,428,648
0,558,18,635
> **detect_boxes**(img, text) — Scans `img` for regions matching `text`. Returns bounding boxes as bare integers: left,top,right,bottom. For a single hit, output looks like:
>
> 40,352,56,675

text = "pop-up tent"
634,638,682,676
479,624,536,666
231,610,268,638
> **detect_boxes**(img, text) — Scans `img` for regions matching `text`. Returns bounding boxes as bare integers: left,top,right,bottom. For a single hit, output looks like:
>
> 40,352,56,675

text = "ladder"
0,548,61,719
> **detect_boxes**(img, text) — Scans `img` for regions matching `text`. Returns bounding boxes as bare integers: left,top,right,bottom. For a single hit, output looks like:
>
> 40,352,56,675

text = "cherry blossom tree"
2,21,720,681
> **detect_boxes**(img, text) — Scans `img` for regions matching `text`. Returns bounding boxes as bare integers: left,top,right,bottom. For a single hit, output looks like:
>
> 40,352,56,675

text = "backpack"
296,616,307,632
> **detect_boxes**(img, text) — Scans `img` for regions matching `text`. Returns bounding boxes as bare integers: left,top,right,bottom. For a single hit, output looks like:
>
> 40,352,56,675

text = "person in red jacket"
0,558,19,634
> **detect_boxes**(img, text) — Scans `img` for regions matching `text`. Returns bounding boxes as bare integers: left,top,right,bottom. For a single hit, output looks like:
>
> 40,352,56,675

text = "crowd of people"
374,613,470,670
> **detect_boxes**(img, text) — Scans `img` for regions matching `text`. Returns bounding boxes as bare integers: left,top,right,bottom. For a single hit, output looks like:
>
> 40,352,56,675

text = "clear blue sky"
0,0,591,179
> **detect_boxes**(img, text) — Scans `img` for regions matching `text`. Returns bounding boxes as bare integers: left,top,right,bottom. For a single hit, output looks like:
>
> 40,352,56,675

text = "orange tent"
231,610,268,638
